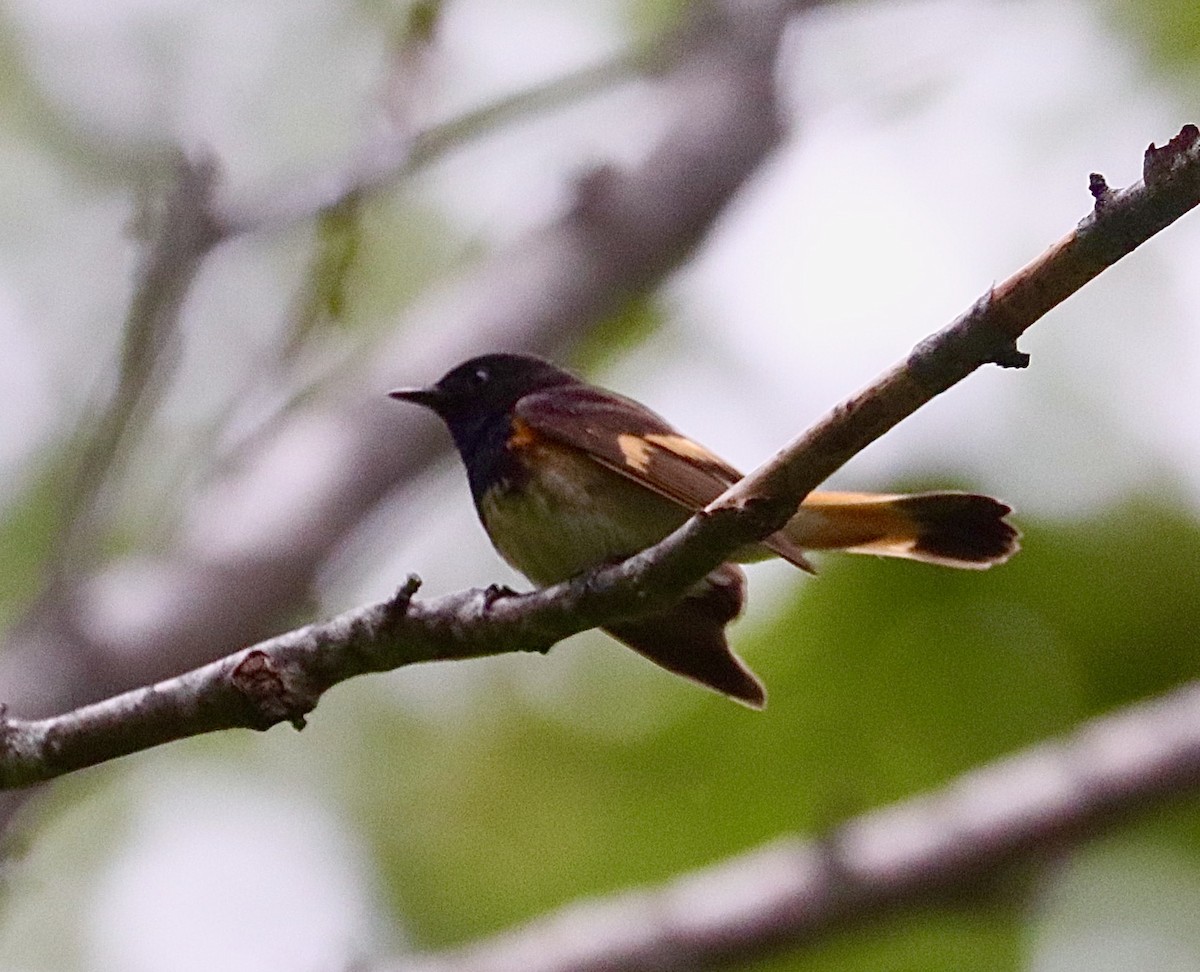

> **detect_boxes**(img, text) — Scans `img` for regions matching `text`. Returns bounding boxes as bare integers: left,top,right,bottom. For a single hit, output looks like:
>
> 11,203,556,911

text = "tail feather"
780,491,1019,569
604,564,765,708
602,493,1014,707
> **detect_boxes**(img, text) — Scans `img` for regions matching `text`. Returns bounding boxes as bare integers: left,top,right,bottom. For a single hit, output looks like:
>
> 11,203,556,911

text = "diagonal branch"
707,123,1200,518
2,125,1198,789
389,677,1200,972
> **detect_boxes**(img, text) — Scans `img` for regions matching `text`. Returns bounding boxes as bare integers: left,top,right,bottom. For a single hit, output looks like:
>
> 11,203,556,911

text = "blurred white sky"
2,0,1200,970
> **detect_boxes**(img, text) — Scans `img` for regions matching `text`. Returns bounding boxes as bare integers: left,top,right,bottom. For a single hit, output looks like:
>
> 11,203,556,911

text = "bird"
390,353,1018,708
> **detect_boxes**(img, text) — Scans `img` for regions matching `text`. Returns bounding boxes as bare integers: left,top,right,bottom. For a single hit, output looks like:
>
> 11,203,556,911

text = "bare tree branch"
3,124,1198,789
387,678,1200,972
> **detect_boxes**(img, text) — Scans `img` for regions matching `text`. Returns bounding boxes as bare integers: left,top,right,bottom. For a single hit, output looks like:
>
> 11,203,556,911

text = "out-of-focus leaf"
752,906,1023,972
288,192,460,352
0,774,132,970
0,450,76,631
297,193,366,336
1010,501,1200,711
1108,0,1200,74
342,194,463,329
403,0,443,42
569,294,664,375
624,0,691,43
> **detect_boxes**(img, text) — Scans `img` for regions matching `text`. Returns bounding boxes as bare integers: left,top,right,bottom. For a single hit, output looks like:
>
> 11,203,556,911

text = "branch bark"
3,125,1198,789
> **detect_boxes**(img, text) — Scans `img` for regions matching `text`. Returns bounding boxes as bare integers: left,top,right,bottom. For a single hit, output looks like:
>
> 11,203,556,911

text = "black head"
390,353,582,502
389,353,579,424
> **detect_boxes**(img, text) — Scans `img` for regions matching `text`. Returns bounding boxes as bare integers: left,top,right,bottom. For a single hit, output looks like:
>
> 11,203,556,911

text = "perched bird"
390,353,1017,708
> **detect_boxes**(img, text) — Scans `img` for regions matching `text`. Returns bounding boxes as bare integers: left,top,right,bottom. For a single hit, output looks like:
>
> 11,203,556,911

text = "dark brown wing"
515,387,813,571
605,563,766,708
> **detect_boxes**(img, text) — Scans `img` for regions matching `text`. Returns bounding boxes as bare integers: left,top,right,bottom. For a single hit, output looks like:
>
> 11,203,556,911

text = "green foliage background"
1,0,1200,969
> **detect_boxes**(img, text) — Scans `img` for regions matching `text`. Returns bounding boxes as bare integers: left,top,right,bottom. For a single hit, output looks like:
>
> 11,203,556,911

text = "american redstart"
390,353,1017,708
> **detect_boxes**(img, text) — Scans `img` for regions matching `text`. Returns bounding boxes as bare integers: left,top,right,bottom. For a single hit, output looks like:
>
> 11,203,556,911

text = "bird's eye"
471,367,489,386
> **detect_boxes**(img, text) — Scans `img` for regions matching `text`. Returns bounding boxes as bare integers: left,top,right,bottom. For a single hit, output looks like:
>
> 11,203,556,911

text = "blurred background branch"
394,677,1200,972
0,0,793,828
43,153,222,593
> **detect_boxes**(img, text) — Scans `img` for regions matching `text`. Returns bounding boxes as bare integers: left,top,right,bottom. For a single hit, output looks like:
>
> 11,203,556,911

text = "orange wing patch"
507,418,541,449
643,433,730,469
617,432,733,478
617,433,654,472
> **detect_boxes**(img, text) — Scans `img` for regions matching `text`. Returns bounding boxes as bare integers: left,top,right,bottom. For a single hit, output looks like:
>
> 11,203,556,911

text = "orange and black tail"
771,491,1019,569
608,493,1016,708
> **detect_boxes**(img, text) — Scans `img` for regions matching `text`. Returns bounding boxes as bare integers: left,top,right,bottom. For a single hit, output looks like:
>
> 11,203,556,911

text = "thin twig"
44,154,222,585
213,41,665,238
